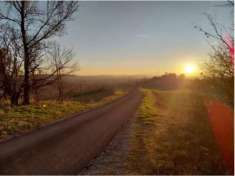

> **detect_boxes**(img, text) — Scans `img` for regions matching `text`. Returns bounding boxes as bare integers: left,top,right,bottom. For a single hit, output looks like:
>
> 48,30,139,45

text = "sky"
59,1,233,76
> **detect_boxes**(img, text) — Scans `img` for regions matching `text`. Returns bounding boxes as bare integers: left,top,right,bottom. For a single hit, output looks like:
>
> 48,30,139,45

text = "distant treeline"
143,73,185,90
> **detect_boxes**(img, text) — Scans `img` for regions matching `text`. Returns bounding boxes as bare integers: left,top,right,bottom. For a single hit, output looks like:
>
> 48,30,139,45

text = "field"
126,89,226,174
32,75,140,101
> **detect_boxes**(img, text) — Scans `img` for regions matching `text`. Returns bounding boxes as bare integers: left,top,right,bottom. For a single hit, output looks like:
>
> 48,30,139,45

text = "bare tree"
0,1,78,105
195,1,234,105
0,27,23,105
48,43,76,102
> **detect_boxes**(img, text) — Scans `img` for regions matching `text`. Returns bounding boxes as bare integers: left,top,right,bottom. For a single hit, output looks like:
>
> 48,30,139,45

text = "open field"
36,75,141,101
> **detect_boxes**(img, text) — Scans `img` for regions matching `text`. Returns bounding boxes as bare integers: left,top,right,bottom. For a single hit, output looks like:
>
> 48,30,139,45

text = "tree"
0,1,78,105
202,44,234,104
48,43,76,102
195,1,234,105
0,28,23,105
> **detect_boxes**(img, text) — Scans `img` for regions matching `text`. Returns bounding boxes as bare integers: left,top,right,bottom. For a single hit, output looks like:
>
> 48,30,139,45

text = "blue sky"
59,1,233,76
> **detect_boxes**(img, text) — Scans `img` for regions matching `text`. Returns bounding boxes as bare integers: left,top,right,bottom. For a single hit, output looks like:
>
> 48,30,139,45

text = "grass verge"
126,88,226,174
0,90,126,140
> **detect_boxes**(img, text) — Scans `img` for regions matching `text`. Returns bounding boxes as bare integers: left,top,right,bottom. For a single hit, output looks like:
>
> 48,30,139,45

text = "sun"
184,64,196,74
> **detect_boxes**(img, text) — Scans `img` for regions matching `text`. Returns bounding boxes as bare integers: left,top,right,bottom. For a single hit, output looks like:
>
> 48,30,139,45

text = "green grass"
126,88,226,174
71,88,114,102
0,90,126,140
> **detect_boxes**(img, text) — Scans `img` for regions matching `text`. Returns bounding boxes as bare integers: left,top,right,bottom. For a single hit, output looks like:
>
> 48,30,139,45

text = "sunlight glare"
184,64,195,74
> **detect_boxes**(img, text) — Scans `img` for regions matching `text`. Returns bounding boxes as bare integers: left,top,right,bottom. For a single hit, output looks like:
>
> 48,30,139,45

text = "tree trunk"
57,71,64,102
23,59,30,105
10,93,19,106
20,2,30,105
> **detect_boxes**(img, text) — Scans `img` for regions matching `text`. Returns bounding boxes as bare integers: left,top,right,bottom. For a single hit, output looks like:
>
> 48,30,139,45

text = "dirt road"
0,88,142,174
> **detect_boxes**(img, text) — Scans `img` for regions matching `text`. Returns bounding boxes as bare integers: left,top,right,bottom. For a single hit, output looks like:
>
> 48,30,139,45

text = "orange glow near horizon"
74,64,199,77
73,56,201,77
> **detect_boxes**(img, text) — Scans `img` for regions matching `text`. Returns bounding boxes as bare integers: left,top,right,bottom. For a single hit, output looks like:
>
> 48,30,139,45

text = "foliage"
202,45,234,105
195,3,234,106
